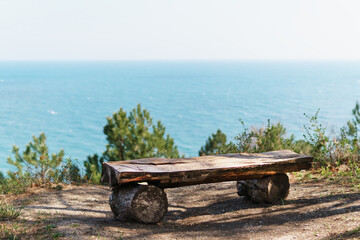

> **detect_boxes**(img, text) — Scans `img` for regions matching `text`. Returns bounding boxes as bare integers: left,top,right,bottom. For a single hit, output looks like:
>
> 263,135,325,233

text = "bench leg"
109,184,168,224
237,173,290,203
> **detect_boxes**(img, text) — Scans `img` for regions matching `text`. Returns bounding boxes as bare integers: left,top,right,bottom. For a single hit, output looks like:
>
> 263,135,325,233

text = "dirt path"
6,175,360,239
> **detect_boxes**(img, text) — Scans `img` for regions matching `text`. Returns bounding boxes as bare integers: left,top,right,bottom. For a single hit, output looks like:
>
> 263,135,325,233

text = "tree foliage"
84,154,104,183
304,108,360,168
236,120,297,153
347,101,360,138
103,104,180,161
198,129,237,156
84,104,181,182
7,133,64,185
198,102,359,186
199,129,226,156
199,120,303,156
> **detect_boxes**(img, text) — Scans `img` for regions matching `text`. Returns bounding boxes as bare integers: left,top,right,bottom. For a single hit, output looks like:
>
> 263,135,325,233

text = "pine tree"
7,133,64,185
347,101,360,137
198,129,237,156
84,154,104,183
103,104,180,161
84,104,180,182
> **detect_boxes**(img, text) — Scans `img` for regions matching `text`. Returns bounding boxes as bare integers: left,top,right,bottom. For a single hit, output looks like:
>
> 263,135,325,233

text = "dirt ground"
2,174,360,240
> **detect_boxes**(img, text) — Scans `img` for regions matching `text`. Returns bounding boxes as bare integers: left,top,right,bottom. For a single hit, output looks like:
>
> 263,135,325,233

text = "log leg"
109,184,168,224
237,173,290,203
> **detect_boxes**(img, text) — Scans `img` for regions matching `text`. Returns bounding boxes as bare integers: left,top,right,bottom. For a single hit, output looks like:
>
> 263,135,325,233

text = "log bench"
101,150,313,224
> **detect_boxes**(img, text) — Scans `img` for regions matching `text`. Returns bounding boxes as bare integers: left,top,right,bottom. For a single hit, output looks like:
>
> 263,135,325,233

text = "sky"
0,0,360,61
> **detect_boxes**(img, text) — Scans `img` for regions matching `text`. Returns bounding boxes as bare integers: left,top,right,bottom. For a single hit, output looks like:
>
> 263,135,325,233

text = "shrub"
199,120,301,155
84,154,103,184
236,119,301,153
7,133,64,187
347,101,360,137
51,158,82,184
2,142,83,193
0,175,29,195
302,107,360,186
303,109,360,169
198,129,237,156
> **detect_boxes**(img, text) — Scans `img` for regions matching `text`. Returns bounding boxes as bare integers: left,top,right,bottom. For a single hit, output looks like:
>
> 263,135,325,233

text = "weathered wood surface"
109,184,168,224
237,173,290,203
102,150,313,188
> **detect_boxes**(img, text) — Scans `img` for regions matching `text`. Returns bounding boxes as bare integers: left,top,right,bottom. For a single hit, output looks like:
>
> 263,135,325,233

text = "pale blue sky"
0,0,359,60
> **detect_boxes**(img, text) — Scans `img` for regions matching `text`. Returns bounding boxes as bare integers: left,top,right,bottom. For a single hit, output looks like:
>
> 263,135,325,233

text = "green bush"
199,120,304,155
0,175,29,195
84,154,103,184
51,158,82,184
199,129,237,156
199,103,359,186
347,101,360,137
235,119,297,153
7,133,64,186
1,133,85,193
303,109,359,169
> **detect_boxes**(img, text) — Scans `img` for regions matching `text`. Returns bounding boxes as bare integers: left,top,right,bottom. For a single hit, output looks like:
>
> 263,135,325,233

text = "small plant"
347,101,360,137
52,158,82,184
0,201,22,220
84,154,103,184
2,134,85,192
304,108,359,170
303,109,330,167
0,176,28,195
44,224,56,231
52,185,63,191
300,105,360,186
7,133,64,187
348,225,360,234
0,223,27,240
234,119,257,153
52,232,65,239
235,119,301,154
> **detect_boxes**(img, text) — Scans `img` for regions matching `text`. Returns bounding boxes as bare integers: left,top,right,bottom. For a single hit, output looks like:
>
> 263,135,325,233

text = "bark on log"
237,174,290,203
109,184,168,224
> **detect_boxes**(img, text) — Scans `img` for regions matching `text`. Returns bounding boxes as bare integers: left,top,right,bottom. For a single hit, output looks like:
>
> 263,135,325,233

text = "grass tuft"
0,201,22,220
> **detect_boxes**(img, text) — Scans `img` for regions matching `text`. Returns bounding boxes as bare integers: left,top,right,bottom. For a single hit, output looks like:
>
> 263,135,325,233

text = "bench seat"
102,150,313,188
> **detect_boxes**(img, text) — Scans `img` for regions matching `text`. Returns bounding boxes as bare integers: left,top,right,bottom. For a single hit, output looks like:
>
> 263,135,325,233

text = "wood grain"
109,184,168,224
102,150,313,188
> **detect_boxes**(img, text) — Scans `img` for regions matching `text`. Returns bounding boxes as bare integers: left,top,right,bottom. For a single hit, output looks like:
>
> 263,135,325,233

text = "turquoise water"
1,61,360,172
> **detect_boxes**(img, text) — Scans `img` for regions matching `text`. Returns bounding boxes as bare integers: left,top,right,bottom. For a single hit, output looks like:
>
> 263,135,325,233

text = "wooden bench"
102,150,313,224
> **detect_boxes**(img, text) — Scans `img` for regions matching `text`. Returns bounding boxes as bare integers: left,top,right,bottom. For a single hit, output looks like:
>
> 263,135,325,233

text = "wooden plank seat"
102,150,313,224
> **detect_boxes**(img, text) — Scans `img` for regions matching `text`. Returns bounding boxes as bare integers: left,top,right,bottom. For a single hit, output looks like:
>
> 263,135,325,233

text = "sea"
1,61,360,172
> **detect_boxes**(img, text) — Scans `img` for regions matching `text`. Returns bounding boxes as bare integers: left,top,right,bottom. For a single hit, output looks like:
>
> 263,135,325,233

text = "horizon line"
1,59,360,62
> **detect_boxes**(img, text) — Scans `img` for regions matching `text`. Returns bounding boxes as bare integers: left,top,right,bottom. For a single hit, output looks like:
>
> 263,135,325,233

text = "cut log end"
237,173,290,203
109,184,168,224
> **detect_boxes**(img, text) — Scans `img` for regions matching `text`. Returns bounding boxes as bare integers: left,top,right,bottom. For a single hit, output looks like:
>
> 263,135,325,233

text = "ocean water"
0,61,360,172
